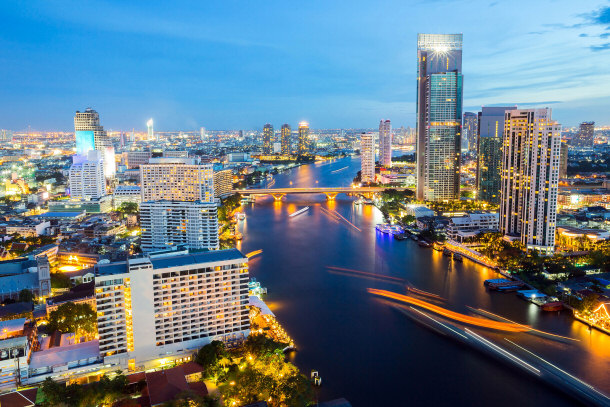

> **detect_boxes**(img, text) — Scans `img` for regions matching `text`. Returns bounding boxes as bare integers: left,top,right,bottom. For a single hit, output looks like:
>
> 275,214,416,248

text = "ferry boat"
542,301,564,312
432,242,444,251
289,207,309,217
442,248,452,257
376,224,393,234
235,212,246,221
418,240,432,248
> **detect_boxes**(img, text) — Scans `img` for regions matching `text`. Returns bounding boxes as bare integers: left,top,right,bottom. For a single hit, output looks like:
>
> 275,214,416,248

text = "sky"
1,0,610,131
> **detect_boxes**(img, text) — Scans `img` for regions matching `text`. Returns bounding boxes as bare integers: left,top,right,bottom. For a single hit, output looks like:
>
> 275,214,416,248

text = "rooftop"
28,340,100,370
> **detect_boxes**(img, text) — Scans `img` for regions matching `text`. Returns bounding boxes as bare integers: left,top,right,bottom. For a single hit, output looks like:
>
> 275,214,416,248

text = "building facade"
69,150,106,200
95,249,250,371
281,124,291,155
360,132,375,183
416,33,463,201
262,124,273,154
297,122,309,155
477,106,515,204
573,121,595,148
559,140,568,179
213,169,233,199
499,108,561,255
379,119,392,168
463,112,478,152
74,108,114,178
140,201,219,252
140,158,214,203
447,212,499,241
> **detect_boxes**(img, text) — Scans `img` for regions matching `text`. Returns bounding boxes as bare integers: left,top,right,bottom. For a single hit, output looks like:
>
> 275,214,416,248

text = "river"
236,156,610,406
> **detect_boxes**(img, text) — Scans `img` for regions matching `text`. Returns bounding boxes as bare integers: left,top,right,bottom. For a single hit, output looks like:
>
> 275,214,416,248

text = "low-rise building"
112,185,141,209
405,204,435,219
0,318,35,390
447,212,499,241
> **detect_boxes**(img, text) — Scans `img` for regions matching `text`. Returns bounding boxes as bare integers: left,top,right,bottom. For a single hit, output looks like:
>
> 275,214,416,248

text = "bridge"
233,187,411,201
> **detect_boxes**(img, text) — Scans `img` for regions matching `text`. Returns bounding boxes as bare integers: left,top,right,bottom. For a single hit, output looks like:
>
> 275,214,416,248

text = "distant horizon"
1,1,610,130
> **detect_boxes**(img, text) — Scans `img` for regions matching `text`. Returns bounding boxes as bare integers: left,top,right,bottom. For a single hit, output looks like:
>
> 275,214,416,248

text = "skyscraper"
147,118,154,141
379,119,392,168
559,140,568,179
360,132,375,183
74,108,115,179
262,124,273,154
69,150,106,200
140,200,219,252
463,112,478,152
574,121,595,147
416,34,463,201
140,157,214,202
499,108,561,255
297,121,309,155
281,124,292,155
477,106,515,204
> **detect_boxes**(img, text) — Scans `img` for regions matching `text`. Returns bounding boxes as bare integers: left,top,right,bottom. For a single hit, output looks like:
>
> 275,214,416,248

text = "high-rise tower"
360,133,375,183
379,119,392,168
463,112,478,152
476,106,515,204
147,119,154,141
281,124,292,155
74,108,115,178
573,122,595,148
499,108,561,255
416,34,463,201
297,121,309,155
262,124,273,154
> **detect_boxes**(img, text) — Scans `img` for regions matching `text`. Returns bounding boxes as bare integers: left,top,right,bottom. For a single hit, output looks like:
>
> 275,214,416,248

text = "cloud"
585,5,610,26
590,42,610,51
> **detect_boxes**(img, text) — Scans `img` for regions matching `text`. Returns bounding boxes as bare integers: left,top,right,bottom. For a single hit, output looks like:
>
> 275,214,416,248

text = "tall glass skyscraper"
281,124,291,155
262,123,273,154
476,106,515,204
416,34,463,201
297,121,309,155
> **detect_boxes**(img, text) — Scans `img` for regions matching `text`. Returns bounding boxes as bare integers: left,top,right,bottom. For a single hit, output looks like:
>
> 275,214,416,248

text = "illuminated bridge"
234,187,412,201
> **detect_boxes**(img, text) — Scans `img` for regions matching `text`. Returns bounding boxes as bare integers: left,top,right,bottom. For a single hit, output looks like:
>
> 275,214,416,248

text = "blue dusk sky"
1,0,609,131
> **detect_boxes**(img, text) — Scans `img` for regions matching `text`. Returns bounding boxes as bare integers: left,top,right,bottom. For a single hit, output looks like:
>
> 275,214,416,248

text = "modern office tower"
74,108,115,179
573,121,595,147
119,132,127,148
69,150,106,200
463,112,478,152
416,33,463,201
559,140,568,179
499,108,561,255
379,119,392,168
147,119,154,141
476,106,515,204
213,169,233,199
297,121,309,155
140,200,219,252
140,158,214,202
281,124,292,155
360,132,375,183
130,129,135,143
94,248,250,370
262,124,273,154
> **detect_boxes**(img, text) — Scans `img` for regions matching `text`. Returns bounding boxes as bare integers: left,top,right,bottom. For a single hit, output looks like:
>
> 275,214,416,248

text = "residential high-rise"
499,108,561,255
573,121,595,147
140,158,214,202
379,119,392,168
140,200,219,252
416,34,463,201
463,112,478,152
262,124,273,154
559,140,569,179
477,106,515,204
69,150,106,200
147,119,154,141
213,169,233,199
94,249,250,370
297,121,309,155
281,124,292,155
360,132,375,183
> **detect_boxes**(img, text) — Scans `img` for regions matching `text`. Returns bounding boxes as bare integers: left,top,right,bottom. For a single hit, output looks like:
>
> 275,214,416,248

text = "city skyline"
1,1,610,131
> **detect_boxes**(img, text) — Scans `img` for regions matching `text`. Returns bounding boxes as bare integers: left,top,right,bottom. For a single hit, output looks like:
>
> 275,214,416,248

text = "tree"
51,272,71,289
118,201,139,215
243,334,286,356
48,302,97,339
195,340,228,372
18,288,35,304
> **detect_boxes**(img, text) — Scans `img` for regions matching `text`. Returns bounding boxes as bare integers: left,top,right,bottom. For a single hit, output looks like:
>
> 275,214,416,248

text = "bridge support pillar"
271,193,285,201
325,193,338,201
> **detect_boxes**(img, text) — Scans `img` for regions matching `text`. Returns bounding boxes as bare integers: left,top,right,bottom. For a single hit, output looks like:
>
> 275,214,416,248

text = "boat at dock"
442,248,452,256
289,207,309,217
453,253,463,262
235,212,246,221
418,240,432,248
376,224,392,234
432,242,444,251
394,233,408,240
542,301,564,312
485,278,525,291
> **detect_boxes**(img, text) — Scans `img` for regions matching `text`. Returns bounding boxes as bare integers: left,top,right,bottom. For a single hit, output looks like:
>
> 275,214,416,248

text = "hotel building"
379,119,392,168
140,158,214,203
360,132,375,183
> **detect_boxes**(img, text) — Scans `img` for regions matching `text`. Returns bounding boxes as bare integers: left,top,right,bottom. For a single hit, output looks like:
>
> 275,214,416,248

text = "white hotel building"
140,158,214,203
95,249,250,372
360,132,375,183
499,108,561,255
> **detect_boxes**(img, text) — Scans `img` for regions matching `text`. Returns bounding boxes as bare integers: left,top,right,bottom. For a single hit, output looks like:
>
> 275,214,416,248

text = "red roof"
144,364,207,406
0,389,37,407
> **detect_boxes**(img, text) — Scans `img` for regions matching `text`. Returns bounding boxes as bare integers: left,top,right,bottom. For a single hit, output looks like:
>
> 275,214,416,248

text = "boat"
442,249,452,257
394,233,407,240
541,301,564,312
235,212,246,221
376,224,392,234
453,253,463,262
289,207,309,217
432,242,444,252
418,241,431,248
